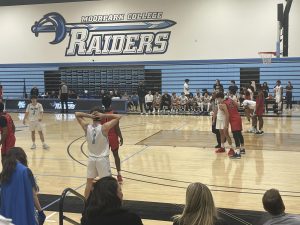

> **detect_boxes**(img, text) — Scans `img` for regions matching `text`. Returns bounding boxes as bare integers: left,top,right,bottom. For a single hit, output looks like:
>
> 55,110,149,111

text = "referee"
59,81,69,113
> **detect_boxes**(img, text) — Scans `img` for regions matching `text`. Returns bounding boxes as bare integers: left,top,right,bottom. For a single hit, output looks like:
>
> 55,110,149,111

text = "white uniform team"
86,124,111,179
26,102,44,132
75,109,122,199
23,96,49,149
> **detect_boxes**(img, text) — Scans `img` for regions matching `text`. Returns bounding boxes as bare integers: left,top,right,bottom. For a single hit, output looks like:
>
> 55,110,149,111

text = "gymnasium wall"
0,0,299,64
1,60,300,101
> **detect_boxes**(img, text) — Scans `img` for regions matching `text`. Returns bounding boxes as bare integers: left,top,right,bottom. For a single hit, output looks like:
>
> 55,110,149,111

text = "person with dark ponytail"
0,147,45,225
82,176,143,225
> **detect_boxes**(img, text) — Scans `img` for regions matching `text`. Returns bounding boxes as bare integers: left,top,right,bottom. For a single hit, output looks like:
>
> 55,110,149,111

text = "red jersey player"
253,85,265,135
224,94,245,159
0,102,16,164
100,96,124,183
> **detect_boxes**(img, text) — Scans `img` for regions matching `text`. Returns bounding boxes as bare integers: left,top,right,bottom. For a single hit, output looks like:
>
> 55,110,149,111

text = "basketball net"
258,52,276,64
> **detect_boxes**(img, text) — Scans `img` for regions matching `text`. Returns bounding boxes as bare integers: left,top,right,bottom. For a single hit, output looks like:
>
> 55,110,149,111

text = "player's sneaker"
247,127,256,133
240,148,246,154
117,175,123,184
31,143,36,150
255,131,264,135
43,143,49,150
215,147,225,153
227,148,235,157
230,152,241,159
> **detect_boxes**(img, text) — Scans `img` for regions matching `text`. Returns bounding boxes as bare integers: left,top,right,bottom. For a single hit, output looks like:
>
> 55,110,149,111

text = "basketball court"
1,0,300,224
8,111,300,224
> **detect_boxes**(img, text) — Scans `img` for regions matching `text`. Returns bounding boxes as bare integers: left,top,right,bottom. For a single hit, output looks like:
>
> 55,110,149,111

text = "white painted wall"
0,0,299,64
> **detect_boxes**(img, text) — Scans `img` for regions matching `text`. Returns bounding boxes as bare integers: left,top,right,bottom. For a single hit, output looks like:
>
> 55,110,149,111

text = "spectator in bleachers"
153,91,162,114
49,90,57,98
145,91,153,114
69,90,78,99
285,81,293,110
99,89,106,99
160,92,171,112
121,92,129,101
194,92,202,113
109,91,114,98
30,86,39,98
213,80,224,93
0,147,45,225
82,176,143,225
173,182,227,225
179,92,188,112
262,82,270,99
228,80,238,95
188,93,195,112
114,89,121,98
262,189,300,225
121,92,131,111
171,92,179,113
137,82,146,114
183,79,190,97
131,92,139,112
203,92,212,112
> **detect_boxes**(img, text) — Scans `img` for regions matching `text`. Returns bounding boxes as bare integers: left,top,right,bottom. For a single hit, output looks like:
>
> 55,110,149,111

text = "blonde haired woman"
173,183,227,225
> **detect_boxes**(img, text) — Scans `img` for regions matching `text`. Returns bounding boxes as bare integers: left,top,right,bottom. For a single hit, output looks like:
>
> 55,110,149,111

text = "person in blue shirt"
0,147,45,225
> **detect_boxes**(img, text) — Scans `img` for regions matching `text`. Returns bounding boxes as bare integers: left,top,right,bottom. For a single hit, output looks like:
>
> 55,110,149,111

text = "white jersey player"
75,107,121,199
23,95,49,150
274,80,283,110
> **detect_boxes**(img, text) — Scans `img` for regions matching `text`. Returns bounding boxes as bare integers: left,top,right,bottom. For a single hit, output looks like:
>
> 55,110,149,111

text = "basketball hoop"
258,52,276,64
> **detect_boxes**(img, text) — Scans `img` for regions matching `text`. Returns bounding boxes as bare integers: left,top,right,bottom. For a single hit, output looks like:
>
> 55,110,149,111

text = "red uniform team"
100,96,124,183
214,91,245,159
0,102,16,164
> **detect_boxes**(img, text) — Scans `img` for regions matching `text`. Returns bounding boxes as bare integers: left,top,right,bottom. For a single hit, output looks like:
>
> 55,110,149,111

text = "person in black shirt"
173,182,227,225
49,91,57,99
285,81,293,110
262,82,269,99
59,82,69,113
30,86,39,98
213,80,224,93
137,81,146,114
81,176,143,225
160,92,172,112
68,90,78,99
228,80,238,95
99,89,106,99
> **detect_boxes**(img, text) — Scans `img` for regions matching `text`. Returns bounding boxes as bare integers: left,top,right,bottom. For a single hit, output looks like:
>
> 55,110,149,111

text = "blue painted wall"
0,59,300,100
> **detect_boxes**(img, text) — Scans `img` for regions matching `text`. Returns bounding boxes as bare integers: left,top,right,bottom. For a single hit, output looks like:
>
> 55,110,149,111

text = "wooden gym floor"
6,112,300,224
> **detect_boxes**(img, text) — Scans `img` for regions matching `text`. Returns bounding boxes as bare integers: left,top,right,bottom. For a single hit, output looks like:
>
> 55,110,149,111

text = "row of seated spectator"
80,176,300,225
1,147,300,225
124,91,213,115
